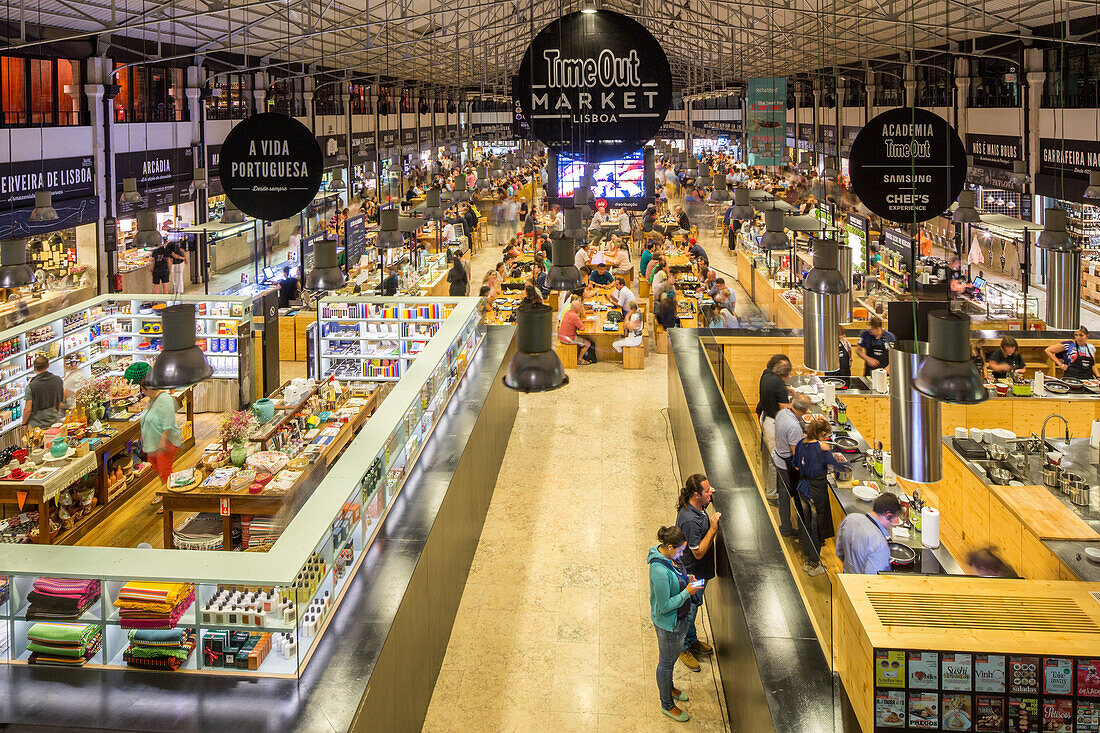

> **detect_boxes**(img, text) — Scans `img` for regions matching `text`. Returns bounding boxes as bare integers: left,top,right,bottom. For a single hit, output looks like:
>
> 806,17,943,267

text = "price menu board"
873,650,1100,732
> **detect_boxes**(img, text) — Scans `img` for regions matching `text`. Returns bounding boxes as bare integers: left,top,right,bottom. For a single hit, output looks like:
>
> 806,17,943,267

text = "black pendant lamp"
0,239,34,287
760,209,788,249
452,175,471,202
548,237,583,291
696,161,712,187
951,190,981,224
502,303,569,393
377,207,404,248
28,191,58,222
684,153,698,177
574,165,596,206
423,188,445,220
912,311,988,404
1084,171,1100,199
119,178,142,204
134,210,164,247
305,239,346,291
562,206,586,240
730,187,754,218
474,165,490,190
145,304,214,389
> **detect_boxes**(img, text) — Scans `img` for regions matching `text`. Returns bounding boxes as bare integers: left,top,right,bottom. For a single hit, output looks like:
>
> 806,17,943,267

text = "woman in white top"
613,302,644,353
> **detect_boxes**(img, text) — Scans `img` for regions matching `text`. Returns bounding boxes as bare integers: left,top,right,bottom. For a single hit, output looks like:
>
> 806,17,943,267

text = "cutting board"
991,484,1100,541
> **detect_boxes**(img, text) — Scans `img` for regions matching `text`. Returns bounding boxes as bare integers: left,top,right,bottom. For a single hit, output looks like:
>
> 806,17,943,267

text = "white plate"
853,485,879,501
954,427,968,439
969,428,984,443
1085,547,1100,564
1008,480,1024,486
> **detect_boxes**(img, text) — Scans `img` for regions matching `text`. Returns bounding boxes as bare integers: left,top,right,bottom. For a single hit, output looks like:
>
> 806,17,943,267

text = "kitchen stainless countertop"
835,376,1100,401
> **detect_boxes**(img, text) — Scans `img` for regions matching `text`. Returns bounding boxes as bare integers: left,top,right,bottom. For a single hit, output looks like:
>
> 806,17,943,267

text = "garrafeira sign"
515,10,671,161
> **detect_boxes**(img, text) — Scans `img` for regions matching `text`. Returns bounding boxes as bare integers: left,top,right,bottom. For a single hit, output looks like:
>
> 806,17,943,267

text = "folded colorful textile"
123,630,195,671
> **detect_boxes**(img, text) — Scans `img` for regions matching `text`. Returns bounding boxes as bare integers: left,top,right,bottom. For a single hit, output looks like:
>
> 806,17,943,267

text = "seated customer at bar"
834,493,903,575
589,261,615,287
987,336,1025,377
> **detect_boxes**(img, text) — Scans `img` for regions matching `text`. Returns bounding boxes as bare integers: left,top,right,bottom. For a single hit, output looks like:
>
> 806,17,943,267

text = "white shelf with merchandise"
317,298,455,384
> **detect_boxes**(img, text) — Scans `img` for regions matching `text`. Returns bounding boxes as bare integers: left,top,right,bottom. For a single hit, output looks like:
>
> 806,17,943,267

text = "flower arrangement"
75,377,111,407
219,410,255,446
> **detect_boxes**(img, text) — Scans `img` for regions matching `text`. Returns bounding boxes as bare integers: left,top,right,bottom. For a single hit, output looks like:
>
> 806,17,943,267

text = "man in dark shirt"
379,266,400,296
756,355,793,501
675,473,722,672
462,204,478,234
23,355,65,429
988,336,1025,376
278,265,300,307
687,239,707,262
854,316,896,376
675,205,690,232
588,262,614,286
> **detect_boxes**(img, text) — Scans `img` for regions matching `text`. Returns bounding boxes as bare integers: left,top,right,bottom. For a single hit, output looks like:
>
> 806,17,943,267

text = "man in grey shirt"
772,393,809,537
23,355,65,429
835,493,903,574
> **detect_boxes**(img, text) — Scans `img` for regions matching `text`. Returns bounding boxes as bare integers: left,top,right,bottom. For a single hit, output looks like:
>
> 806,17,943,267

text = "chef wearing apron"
1046,327,1099,380
855,316,897,377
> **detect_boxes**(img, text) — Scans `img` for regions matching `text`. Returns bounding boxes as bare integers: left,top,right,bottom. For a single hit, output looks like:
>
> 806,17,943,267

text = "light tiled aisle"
423,216,735,732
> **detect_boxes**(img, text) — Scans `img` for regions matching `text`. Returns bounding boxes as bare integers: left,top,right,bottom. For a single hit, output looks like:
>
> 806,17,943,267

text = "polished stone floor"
423,215,738,732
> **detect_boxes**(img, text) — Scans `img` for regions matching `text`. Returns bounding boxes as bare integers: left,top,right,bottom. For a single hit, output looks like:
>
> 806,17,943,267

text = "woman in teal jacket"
648,525,702,722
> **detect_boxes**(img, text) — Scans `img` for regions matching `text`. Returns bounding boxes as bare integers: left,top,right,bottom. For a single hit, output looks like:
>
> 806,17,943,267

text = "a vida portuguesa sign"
515,10,672,161
218,113,323,221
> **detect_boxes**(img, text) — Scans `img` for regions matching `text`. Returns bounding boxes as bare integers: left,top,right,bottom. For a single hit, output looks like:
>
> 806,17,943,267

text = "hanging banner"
0,196,99,239
849,107,965,223
350,132,377,165
115,147,194,216
345,214,366,268
206,145,224,196
516,10,672,161
218,113,323,222
746,77,786,166
0,156,95,208
317,134,348,169
1036,137,1100,200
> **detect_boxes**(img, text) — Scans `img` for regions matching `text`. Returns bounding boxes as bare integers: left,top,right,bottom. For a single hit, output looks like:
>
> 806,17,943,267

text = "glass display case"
0,298,483,677
743,239,797,290
958,280,1039,325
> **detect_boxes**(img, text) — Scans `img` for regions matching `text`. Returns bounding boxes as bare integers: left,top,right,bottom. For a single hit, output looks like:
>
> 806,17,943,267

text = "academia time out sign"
849,107,965,223
515,10,671,161
218,113,323,221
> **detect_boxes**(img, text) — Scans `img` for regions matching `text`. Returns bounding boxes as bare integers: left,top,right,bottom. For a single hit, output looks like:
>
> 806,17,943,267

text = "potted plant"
220,410,255,467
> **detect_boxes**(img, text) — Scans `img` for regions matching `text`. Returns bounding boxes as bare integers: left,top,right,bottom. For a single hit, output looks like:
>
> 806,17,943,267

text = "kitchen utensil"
952,437,987,460
987,467,1013,485
1061,472,1085,497
1012,382,1032,396
969,427,984,443
1045,381,1070,394
1062,376,1084,389
1071,485,1091,507
888,541,917,566
987,444,1009,462
832,436,860,453
1046,451,1064,466
1042,465,1062,488
995,383,1009,396
822,378,847,390
853,484,879,501
990,428,1016,445
834,464,853,487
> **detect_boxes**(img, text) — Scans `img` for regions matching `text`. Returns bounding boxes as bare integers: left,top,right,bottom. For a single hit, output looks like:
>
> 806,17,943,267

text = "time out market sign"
515,10,672,161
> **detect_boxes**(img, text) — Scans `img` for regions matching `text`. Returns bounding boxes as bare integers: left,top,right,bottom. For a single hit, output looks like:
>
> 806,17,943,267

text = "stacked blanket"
113,582,195,630
123,628,196,671
26,578,101,620
26,622,102,666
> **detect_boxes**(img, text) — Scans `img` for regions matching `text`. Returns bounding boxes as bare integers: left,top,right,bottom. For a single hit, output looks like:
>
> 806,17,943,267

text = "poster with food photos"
908,651,940,690
1042,658,1073,696
908,692,939,729
874,689,905,728
1007,696,1039,731
974,654,1006,693
1078,698,1100,733
876,650,905,688
1041,697,1072,733
942,653,974,691
941,692,973,731
974,695,1006,733
1009,656,1041,695
1079,658,1100,697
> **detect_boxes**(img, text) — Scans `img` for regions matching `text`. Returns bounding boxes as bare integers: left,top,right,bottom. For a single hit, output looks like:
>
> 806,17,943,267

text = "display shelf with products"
1062,201,1100,254
0,297,483,678
317,298,457,383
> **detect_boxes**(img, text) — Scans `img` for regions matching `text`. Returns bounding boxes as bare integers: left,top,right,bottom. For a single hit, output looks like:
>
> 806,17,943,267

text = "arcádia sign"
848,107,965,224
218,113,323,221
515,10,671,161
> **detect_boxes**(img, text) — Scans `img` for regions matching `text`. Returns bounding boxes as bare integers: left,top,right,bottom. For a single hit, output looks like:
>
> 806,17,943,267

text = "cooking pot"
1071,485,1091,507
834,464,853,486
1043,464,1062,488
1062,472,1087,497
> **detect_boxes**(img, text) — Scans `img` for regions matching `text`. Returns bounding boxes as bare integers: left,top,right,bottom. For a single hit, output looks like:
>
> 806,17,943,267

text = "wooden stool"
655,325,668,354
622,344,645,369
555,341,578,369
713,212,724,237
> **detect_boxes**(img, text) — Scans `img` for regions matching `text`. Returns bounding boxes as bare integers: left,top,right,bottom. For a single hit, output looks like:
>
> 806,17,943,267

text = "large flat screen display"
548,147,654,211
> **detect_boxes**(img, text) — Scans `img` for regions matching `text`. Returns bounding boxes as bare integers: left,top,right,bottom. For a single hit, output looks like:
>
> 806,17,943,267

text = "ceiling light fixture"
28,191,57,222
502,304,569,393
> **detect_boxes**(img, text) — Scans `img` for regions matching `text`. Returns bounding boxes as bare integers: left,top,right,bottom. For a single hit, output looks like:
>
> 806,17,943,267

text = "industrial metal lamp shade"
730,187,754,219
759,209,788,250
452,176,471,202
305,239,346,291
475,166,490,189
684,155,698,176
1012,160,1029,183
503,304,569,393
1037,208,1072,250
1085,171,1100,199
0,240,34,287
912,311,988,404
119,178,142,204
823,157,839,178
563,207,586,240
189,168,207,196
951,190,981,224
423,189,445,219
133,210,164,247
708,172,731,202
377,208,404,248
28,191,57,222
797,154,812,171
387,158,402,174
221,198,246,224
548,237,583,291
327,169,347,191
573,183,594,207
696,162,711,187
146,304,214,389
802,240,849,372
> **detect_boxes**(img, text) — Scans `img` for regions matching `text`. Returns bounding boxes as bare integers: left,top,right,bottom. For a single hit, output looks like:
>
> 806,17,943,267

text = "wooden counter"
836,574,1100,733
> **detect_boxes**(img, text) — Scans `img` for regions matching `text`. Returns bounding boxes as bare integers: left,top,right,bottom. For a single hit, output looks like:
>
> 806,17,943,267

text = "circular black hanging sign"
218,113,323,221
849,107,966,224
516,10,672,162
